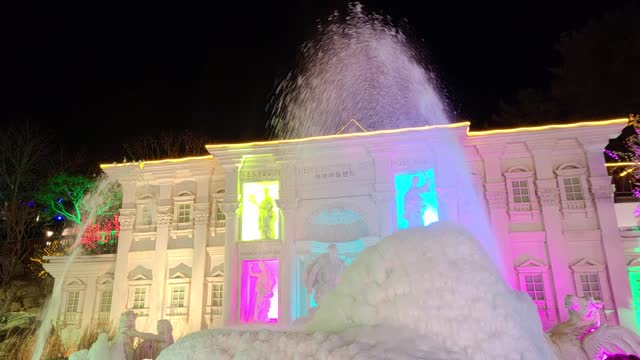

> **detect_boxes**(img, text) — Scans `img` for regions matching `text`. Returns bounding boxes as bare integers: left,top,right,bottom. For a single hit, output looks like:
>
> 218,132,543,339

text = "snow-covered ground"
159,222,557,360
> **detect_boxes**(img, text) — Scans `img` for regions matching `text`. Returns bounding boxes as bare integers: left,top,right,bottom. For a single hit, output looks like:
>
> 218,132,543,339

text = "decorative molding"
194,210,209,225
119,214,136,230
219,202,240,216
591,184,615,202
515,257,549,271
570,257,606,272
536,187,560,207
157,212,173,228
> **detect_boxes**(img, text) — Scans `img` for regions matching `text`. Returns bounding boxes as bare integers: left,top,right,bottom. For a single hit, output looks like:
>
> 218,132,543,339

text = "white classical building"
44,118,640,340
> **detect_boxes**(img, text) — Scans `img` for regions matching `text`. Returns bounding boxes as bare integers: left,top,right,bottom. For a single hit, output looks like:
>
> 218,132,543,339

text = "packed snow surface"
159,222,557,359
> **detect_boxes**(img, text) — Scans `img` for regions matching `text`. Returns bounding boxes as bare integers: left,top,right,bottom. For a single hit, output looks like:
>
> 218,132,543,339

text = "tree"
123,130,212,161
0,123,49,285
492,89,559,127
493,4,640,125
37,173,121,225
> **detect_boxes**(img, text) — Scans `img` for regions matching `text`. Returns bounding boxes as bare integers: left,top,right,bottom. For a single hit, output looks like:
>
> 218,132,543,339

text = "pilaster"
477,145,514,286
110,209,135,323
149,208,172,326
220,200,240,326
530,142,572,321
188,204,209,332
588,148,634,328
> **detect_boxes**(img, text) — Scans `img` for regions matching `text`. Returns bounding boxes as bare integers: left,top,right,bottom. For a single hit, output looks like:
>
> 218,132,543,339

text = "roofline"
99,117,629,168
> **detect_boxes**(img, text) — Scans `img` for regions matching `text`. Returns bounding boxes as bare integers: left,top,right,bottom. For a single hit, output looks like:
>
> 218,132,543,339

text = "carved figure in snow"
403,176,429,228
304,244,345,306
111,310,139,360
249,261,276,322
132,319,175,360
249,187,276,239
547,294,640,360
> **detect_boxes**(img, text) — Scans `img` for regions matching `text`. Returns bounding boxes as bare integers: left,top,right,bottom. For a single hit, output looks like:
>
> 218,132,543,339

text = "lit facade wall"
45,118,640,338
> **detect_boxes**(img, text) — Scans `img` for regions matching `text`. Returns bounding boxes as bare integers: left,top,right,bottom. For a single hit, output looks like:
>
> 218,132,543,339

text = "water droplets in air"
269,3,450,139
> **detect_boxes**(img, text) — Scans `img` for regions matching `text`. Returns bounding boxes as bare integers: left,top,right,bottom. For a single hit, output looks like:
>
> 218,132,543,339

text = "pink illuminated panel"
240,259,278,323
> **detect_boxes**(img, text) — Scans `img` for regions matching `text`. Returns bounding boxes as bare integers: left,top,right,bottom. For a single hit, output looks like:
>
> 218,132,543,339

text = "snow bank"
159,222,557,359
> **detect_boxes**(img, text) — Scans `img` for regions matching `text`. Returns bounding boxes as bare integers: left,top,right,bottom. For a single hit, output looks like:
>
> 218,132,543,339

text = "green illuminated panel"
629,271,640,327
241,181,280,241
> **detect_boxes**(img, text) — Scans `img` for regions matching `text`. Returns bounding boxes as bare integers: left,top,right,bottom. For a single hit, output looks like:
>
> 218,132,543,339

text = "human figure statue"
403,176,429,228
546,295,640,360
304,244,345,306
132,319,175,360
249,187,276,239
249,261,276,322
111,310,138,360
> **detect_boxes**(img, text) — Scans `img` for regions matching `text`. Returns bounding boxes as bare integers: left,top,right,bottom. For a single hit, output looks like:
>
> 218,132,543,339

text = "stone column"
477,145,514,286
110,209,135,323
586,148,634,328
530,144,571,321
372,190,395,239
82,274,98,328
220,201,240,326
149,209,172,327
276,198,298,324
188,205,209,332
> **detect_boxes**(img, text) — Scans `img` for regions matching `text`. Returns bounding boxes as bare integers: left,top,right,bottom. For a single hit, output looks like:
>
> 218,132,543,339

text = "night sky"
2,0,631,164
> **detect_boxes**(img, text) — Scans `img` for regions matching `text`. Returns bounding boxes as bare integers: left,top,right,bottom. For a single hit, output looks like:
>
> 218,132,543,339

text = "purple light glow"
240,259,279,323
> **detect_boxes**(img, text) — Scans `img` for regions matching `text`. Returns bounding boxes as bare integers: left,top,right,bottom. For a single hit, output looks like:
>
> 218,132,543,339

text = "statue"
304,244,345,306
132,319,175,360
68,313,174,360
547,295,640,360
403,176,429,228
249,187,276,239
111,310,138,360
249,261,276,322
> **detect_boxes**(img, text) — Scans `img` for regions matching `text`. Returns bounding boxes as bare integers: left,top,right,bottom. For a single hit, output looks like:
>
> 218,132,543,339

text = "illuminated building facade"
44,118,640,339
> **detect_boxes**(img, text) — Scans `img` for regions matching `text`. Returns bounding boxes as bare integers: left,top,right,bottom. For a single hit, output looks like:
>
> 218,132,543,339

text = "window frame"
515,257,556,327
504,167,540,222
135,195,156,232
173,192,195,230
554,164,594,217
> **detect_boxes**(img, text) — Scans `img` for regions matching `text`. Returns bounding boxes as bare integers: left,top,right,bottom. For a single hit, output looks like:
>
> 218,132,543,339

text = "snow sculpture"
547,294,640,359
158,222,558,360
304,243,345,306
249,261,277,322
132,319,175,360
249,187,276,239
403,175,429,228
68,313,174,360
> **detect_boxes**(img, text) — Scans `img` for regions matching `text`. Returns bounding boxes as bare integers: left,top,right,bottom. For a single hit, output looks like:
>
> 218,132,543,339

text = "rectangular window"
580,273,602,301
141,206,152,225
512,180,530,203
178,203,191,223
524,274,545,301
216,205,226,223
212,283,223,316
212,283,223,307
99,290,112,313
133,287,146,309
66,291,80,313
563,177,584,201
171,286,186,308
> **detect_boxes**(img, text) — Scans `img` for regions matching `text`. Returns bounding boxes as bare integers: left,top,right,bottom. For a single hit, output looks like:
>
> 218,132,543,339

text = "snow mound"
159,222,557,359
